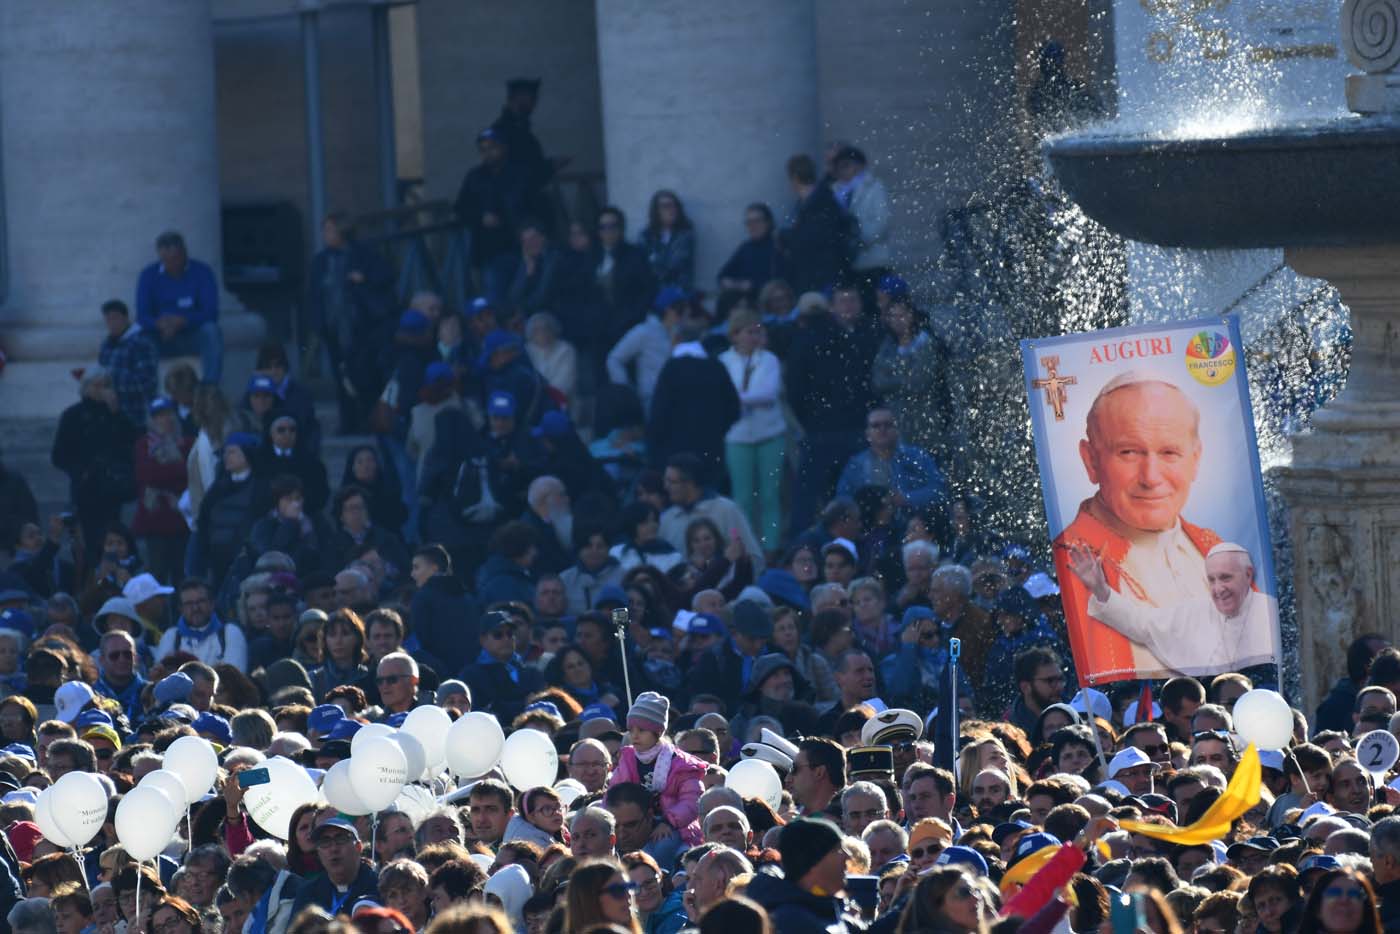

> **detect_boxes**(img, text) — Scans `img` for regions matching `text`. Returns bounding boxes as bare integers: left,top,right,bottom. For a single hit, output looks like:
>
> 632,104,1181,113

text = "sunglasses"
910,845,942,860
376,675,405,685
1138,743,1170,756
1325,886,1365,901
601,882,637,899
95,749,115,761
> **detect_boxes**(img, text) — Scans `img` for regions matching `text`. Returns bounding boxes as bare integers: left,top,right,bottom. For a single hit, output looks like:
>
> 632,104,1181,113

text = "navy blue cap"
478,330,522,369
153,672,194,706
424,361,454,385
876,274,909,300
593,584,628,609
247,375,277,395
579,703,617,723
224,431,260,451
653,286,690,312
531,410,573,439
193,712,231,745
0,610,34,639
1298,854,1341,875
688,613,726,637
486,391,516,418
476,127,503,144
148,397,176,416
313,816,360,843
935,845,989,877
992,820,1034,847
756,569,810,612
397,309,430,335
73,709,114,731
466,297,494,318
1,744,35,763
523,701,561,720
325,719,363,742
308,704,344,735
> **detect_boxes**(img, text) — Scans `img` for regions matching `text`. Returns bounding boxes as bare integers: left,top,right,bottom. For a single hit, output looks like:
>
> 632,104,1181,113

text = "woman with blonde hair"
423,904,515,934
565,860,641,934
718,306,786,557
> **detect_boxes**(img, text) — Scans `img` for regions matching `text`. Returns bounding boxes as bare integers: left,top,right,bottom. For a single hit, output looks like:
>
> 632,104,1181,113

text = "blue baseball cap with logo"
487,391,516,418
308,704,344,735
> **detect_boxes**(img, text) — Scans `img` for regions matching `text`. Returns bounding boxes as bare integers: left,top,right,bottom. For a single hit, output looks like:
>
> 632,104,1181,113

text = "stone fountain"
1045,0,1400,712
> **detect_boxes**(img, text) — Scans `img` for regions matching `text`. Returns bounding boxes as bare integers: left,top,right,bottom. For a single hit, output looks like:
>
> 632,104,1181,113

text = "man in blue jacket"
135,231,223,384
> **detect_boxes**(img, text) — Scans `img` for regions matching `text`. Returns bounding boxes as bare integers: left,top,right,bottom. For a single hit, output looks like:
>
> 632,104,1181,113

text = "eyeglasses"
531,803,561,816
1034,675,1066,685
1138,743,1170,756
376,674,405,685
910,845,943,860
635,875,660,891
95,749,115,761
601,882,638,899
1325,886,1366,901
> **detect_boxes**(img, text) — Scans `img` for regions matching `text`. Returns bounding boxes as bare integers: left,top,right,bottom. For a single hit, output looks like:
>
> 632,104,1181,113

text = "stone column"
0,0,260,417
595,0,819,290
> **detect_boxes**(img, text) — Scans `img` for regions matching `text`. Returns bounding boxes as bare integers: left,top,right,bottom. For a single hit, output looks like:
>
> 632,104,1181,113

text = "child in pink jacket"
609,691,709,845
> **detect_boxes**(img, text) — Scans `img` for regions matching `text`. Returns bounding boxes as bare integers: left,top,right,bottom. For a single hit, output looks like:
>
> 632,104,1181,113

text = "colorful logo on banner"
1184,330,1236,386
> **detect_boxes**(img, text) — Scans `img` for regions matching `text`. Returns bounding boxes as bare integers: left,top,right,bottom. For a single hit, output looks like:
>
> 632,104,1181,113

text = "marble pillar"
0,0,261,416
595,0,820,290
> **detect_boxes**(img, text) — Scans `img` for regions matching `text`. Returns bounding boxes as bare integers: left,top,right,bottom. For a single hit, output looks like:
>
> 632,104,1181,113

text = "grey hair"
931,564,973,597
698,786,744,821
0,629,27,654
79,367,112,397
841,781,889,815
222,748,267,771
809,583,849,611
527,475,565,506
267,732,311,759
130,751,164,773
45,593,80,623
702,805,750,833
241,840,287,872
378,651,419,680
1372,815,1400,864
526,312,562,341
415,807,465,848
7,898,55,934
571,806,615,836
861,819,908,851
698,846,752,879
902,540,939,567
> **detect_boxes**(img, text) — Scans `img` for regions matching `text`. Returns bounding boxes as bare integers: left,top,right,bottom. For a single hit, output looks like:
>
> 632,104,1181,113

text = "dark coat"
780,184,850,295
51,399,139,509
686,640,775,715
595,242,658,347
475,554,536,607
785,313,879,436
460,656,545,721
194,473,263,585
329,525,411,587
289,861,380,919
521,509,573,578
0,464,38,553
242,513,337,580
254,445,330,518
454,160,539,266
410,574,483,676
647,355,740,484
747,872,866,934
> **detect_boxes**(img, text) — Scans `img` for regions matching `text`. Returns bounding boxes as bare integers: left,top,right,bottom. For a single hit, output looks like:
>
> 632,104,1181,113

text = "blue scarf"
176,613,224,645
249,883,274,934
477,648,524,683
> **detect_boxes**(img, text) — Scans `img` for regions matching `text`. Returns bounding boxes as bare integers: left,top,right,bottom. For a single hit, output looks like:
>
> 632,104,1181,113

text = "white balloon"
140,770,190,817
34,788,75,848
553,778,586,807
726,759,783,810
321,760,371,816
402,706,452,768
349,737,408,812
392,784,437,824
351,722,395,754
500,729,559,791
244,757,320,840
389,732,427,786
163,736,219,805
1232,689,1294,750
115,786,178,860
51,772,109,846
445,712,505,778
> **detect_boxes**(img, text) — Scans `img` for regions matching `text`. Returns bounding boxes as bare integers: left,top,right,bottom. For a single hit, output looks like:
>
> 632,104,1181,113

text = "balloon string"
70,847,89,895
135,863,141,931
186,805,192,856
370,813,378,870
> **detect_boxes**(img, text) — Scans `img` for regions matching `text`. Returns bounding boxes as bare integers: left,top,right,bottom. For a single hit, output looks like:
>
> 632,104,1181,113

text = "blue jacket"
836,444,947,510
135,259,220,329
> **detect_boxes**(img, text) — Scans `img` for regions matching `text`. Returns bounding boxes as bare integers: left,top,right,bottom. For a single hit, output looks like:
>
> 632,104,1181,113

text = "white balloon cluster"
34,772,107,851
320,706,457,817
109,735,219,859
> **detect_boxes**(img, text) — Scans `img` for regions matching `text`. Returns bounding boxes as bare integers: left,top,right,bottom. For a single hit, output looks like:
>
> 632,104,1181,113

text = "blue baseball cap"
325,719,363,742
246,374,277,396
148,397,176,416
424,361,454,385
0,609,34,639
487,391,516,418
2,744,35,763
1008,832,1062,870
224,431,260,452
73,709,114,731
653,286,690,311
466,296,494,318
397,309,430,335
876,274,910,300
193,712,232,745
308,704,344,735
477,330,523,369
523,701,561,720
935,845,989,877
901,606,936,630
688,613,726,637
756,569,810,612
153,672,194,707
579,703,616,724
593,585,628,610
530,410,573,439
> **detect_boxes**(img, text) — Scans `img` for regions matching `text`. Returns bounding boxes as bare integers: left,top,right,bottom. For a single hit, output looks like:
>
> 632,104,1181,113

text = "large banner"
1021,316,1281,685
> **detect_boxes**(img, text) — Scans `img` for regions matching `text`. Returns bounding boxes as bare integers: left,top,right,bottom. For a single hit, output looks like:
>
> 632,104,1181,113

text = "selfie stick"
611,608,635,709
949,637,961,779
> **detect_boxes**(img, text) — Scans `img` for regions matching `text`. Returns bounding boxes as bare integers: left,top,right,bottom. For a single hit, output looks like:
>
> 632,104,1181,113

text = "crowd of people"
0,79,1393,934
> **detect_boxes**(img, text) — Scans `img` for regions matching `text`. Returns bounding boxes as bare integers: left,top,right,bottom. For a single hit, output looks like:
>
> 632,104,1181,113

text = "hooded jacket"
746,871,866,933
243,869,302,934
482,864,532,931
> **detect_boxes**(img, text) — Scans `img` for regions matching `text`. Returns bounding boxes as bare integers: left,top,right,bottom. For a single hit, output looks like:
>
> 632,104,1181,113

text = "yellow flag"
1119,743,1261,846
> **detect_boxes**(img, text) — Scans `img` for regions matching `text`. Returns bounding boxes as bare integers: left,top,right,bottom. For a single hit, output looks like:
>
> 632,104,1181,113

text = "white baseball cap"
1107,746,1160,778
54,682,96,724
122,573,174,606
1070,688,1112,723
